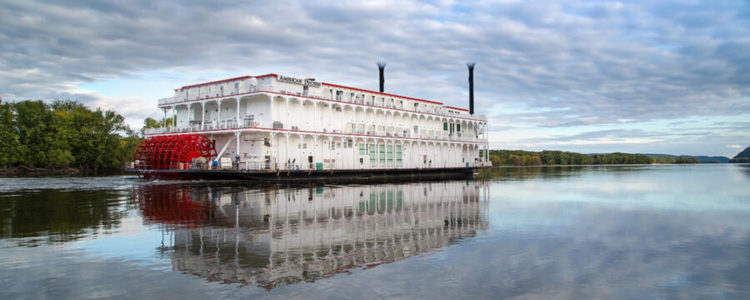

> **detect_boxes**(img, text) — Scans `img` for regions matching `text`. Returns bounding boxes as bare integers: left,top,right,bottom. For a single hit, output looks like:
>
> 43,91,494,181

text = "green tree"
0,103,22,166
141,117,173,135
674,156,698,164
0,100,141,173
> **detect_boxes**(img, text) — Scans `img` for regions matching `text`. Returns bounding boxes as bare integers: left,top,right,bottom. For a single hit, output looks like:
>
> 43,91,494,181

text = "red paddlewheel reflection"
134,185,212,226
133,134,216,178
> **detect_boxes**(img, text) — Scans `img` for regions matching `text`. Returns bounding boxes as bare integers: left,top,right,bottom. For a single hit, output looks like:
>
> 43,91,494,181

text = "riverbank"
0,166,127,176
0,166,82,176
488,149,704,166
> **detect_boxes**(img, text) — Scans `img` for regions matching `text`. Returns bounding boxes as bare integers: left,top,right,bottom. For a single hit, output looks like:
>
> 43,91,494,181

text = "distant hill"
694,156,731,163
730,146,750,163
643,154,730,163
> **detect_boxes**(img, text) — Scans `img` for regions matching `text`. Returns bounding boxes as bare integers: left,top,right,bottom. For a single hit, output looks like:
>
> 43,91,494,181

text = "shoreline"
0,166,125,177
2,163,741,178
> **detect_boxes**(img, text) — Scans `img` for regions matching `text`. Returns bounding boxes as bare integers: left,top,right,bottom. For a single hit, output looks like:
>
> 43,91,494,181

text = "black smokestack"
377,62,386,92
467,62,475,115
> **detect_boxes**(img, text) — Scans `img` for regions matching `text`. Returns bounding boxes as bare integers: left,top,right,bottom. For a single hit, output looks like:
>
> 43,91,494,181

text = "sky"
1,0,749,157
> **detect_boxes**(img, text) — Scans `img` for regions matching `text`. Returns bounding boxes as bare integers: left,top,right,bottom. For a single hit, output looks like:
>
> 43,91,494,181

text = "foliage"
489,149,699,166
0,100,141,173
589,152,653,164
647,153,728,163
673,156,699,164
0,103,23,166
140,117,173,135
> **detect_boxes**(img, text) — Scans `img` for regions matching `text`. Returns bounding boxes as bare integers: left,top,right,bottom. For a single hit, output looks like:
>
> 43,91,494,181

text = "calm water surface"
1,164,749,299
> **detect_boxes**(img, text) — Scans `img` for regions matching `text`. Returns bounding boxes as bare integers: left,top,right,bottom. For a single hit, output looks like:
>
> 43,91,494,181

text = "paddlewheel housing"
133,134,216,179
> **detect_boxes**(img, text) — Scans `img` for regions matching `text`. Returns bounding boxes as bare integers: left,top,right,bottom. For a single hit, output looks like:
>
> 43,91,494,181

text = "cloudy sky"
1,0,748,157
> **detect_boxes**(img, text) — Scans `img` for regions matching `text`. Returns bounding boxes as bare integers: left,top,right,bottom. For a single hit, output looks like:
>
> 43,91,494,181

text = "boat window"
369,144,376,165
379,145,386,166
396,145,402,166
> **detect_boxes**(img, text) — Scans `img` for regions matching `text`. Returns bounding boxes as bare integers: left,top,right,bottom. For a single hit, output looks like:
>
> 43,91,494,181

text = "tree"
0,100,141,173
0,103,22,166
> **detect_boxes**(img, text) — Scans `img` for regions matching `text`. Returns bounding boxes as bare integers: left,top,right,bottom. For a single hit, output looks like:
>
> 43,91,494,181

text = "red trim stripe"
322,82,443,105
444,106,469,112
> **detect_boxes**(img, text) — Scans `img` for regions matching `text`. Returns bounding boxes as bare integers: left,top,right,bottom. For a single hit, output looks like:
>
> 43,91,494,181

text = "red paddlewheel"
133,134,216,178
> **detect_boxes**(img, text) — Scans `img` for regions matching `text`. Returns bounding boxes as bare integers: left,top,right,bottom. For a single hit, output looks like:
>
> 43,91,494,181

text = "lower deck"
128,166,478,182
159,129,490,172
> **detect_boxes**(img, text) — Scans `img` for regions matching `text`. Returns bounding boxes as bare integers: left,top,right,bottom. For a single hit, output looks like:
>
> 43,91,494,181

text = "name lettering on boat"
277,75,321,87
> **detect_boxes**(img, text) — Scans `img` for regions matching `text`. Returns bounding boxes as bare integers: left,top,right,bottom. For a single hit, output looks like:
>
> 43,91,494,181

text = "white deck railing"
145,123,486,143
157,97,177,105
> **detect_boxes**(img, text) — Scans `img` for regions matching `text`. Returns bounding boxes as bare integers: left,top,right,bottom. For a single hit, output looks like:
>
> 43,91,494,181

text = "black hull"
126,167,478,183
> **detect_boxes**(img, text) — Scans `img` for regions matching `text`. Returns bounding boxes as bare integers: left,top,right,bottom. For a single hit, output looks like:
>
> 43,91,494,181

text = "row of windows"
366,144,403,167
297,141,450,153
444,123,461,132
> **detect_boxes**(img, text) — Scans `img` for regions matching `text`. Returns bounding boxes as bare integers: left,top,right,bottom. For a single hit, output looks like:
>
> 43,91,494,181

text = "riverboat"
131,65,490,179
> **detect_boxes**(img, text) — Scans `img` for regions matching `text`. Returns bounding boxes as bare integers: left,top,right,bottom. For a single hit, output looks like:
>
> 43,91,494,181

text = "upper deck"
157,74,485,121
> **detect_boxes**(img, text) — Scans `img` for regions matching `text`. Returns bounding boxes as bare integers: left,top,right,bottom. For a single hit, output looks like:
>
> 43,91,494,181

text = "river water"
1,164,749,299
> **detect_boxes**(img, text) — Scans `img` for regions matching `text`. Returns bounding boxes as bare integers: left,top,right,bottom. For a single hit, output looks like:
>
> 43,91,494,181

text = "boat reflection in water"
133,180,489,289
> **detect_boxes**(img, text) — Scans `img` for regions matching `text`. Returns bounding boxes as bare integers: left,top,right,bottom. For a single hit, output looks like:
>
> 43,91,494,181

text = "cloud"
1,0,749,154
514,129,665,146
727,144,742,149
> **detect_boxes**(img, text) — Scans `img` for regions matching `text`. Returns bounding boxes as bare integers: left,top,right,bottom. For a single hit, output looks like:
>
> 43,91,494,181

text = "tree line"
488,150,698,166
0,100,141,173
